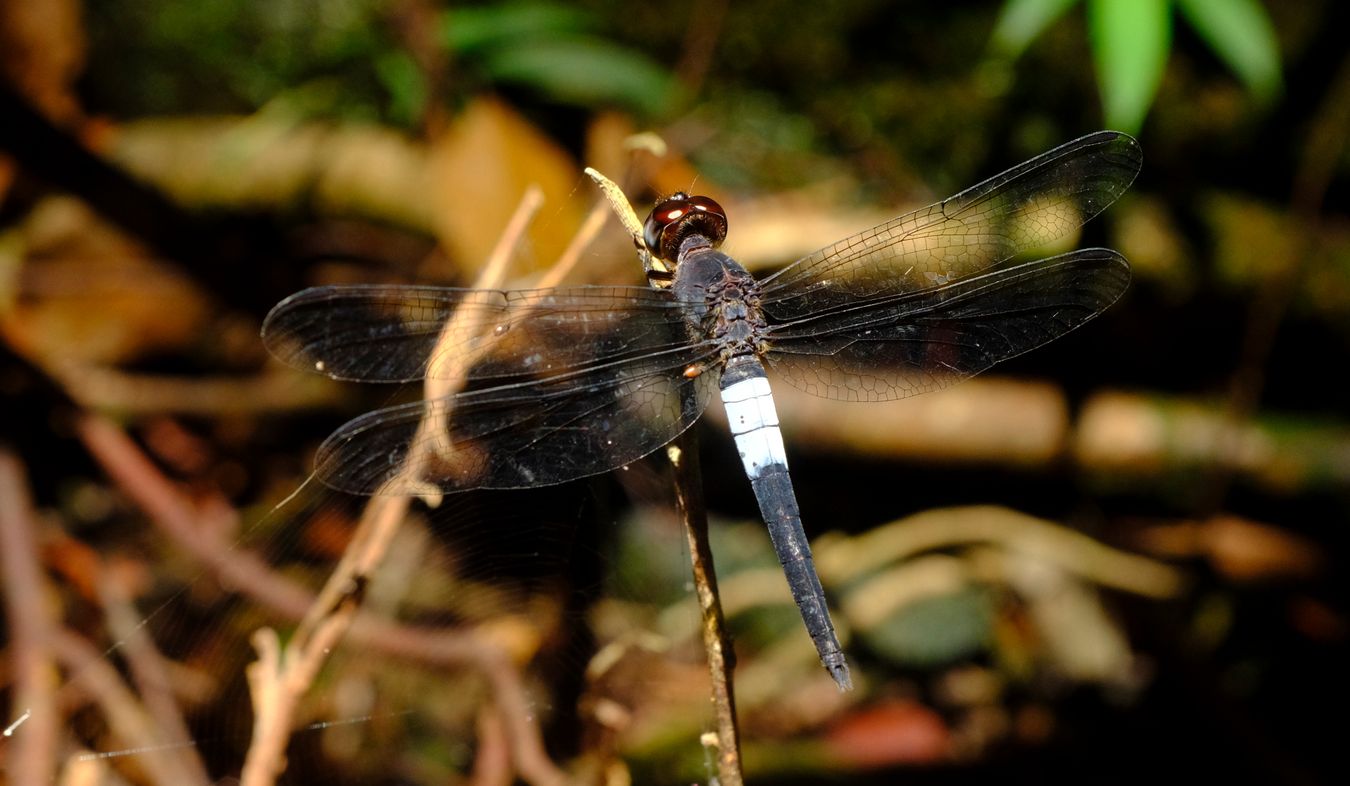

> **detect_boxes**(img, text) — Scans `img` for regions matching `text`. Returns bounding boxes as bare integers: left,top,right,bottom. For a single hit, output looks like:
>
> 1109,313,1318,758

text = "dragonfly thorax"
670,248,768,359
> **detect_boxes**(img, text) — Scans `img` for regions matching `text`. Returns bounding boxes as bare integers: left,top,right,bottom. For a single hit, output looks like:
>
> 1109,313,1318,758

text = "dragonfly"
262,130,1142,691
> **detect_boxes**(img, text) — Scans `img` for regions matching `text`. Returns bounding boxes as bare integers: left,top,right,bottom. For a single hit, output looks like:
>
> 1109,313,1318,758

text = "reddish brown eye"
642,193,728,263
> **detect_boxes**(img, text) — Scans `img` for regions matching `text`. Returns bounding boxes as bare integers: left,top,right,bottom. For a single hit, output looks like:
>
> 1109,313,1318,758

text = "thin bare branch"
667,439,743,786
52,629,205,786
97,571,211,786
0,448,60,786
74,412,567,786
239,184,570,786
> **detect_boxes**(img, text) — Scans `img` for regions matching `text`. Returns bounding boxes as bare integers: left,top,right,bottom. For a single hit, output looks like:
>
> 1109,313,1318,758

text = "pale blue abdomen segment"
720,374,789,478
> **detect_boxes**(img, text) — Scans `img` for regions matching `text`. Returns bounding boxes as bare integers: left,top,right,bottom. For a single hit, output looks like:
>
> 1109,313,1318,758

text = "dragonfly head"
643,193,728,264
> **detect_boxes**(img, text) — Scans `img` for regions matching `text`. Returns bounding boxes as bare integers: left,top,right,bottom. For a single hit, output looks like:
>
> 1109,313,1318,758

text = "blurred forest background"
1,0,1347,784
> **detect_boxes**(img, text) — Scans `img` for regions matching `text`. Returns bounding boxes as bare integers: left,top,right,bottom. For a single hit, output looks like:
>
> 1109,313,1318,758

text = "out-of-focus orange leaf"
583,111,702,197
0,0,86,124
0,155,15,202
300,507,358,561
1134,515,1324,581
1,198,211,366
140,418,215,476
1203,515,1325,581
43,535,151,605
428,97,585,279
823,700,950,767
42,531,103,602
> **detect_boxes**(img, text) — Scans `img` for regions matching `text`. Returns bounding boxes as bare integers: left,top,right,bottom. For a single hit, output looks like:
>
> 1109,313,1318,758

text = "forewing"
764,249,1130,401
757,131,1141,319
262,284,693,383
313,342,721,494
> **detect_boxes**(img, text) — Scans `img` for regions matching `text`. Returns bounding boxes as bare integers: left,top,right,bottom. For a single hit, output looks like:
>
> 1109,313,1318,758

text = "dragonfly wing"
763,249,1130,401
757,131,1141,320
314,342,721,494
262,284,693,383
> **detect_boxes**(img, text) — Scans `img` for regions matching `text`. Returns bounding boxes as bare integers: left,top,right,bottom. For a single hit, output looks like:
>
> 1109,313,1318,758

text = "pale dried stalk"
0,449,60,786
241,185,570,786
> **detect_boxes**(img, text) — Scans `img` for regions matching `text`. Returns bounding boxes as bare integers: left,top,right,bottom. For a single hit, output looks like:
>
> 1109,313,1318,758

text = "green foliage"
373,51,429,128
85,0,391,117
439,2,676,117
990,0,1282,133
442,1,593,51
84,0,674,125
1088,0,1172,135
1175,0,1282,102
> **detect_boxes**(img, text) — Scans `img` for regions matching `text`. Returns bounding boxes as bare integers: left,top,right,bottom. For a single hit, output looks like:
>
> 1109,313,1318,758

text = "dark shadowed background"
1,1,1346,784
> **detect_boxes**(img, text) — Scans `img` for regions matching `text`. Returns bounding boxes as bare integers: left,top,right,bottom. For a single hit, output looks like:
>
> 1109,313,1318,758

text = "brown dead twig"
74,410,563,785
237,178,621,785
96,570,211,786
0,448,61,786
51,628,206,786
239,185,576,786
668,439,744,786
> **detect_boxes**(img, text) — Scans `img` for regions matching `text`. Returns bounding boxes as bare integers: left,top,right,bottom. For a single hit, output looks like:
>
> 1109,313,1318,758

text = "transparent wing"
262,285,694,383
312,340,721,494
262,283,722,494
764,249,1129,401
757,131,1141,319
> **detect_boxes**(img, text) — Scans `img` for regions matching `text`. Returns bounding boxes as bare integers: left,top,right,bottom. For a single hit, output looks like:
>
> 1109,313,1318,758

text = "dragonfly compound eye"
643,193,729,262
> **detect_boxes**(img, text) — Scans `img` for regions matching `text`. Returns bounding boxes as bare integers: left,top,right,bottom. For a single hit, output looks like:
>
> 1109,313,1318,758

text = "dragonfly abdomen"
719,358,851,689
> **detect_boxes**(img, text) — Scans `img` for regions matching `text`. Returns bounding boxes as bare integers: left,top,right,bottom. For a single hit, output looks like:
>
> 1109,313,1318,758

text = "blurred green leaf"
439,1,592,53
865,588,995,667
478,37,674,115
992,0,1283,132
437,1,673,115
374,51,428,128
1175,0,1282,103
1088,0,1172,133
990,0,1082,57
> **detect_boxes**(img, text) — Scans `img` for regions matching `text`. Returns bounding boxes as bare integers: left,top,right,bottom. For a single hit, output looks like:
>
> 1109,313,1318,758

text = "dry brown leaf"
427,98,585,279
1201,514,1325,582
1,198,210,366
1132,515,1324,582
0,0,86,124
585,111,703,199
